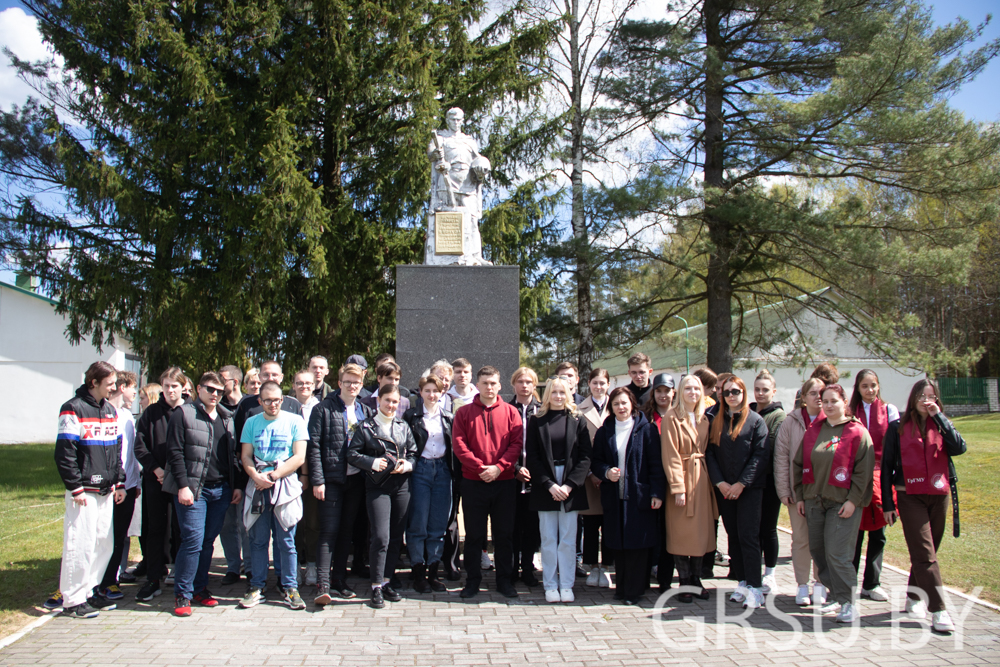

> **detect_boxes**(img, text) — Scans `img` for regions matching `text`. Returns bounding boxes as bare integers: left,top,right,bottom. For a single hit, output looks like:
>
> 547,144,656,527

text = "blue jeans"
173,483,232,600
220,502,251,574
406,457,453,566
248,491,298,590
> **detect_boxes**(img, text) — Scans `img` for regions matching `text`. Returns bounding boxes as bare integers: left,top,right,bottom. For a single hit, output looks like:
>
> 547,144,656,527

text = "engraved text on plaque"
435,212,464,255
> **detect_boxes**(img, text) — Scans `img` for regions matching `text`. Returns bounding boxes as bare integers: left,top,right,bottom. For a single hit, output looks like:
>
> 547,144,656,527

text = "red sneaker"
174,596,192,617
192,591,219,607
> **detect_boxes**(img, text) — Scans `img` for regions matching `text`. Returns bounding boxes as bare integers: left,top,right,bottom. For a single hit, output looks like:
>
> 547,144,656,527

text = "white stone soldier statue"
426,107,492,265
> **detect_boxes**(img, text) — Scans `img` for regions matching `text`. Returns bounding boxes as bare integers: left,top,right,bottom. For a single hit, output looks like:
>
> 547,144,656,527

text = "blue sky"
2,0,995,120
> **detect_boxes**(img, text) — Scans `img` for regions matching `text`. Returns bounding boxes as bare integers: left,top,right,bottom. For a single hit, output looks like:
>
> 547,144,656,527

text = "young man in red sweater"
452,366,523,599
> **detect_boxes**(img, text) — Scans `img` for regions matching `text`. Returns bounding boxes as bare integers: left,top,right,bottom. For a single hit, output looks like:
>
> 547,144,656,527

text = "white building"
597,288,924,411
0,278,142,444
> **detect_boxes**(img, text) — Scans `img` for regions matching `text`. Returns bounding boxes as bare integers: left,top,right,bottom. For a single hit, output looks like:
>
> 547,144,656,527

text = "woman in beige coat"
661,374,716,602
578,368,611,587
773,376,824,606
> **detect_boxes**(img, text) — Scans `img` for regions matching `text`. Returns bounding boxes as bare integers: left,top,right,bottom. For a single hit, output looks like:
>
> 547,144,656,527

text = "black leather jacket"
402,402,455,471
880,412,967,512
706,410,770,489
346,415,418,484
307,391,375,487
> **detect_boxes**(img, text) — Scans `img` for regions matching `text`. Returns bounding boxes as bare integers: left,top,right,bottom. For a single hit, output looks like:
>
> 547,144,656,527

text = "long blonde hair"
538,377,579,416
672,375,706,422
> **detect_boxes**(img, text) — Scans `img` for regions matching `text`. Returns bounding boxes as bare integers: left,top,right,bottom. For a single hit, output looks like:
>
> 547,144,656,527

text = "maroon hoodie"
452,394,523,481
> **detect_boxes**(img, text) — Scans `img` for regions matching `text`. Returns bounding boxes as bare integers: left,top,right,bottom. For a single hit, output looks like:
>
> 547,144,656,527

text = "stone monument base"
395,265,520,391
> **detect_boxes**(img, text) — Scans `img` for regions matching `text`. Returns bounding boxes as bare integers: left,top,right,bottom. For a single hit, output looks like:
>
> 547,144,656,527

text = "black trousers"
716,487,763,588
442,476,463,575
654,505,675,588
461,478,516,587
853,527,886,590
582,515,612,566
512,490,539,575
759,474,781,568
366,476,410,586
615,548,650,601
141,472,175,582
332,474,367,582
316,481,345,589
100,486,138,588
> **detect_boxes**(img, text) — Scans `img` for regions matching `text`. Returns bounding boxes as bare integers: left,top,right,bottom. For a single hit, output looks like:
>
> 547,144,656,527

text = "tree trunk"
569,0,594,388
703,0,733,373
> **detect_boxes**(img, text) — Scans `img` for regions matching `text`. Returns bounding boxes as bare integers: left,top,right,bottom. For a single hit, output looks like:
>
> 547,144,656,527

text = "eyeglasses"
261,397,283,406
721,389,743,398
548,375,570,381
202,386,224,395
293,381,313,387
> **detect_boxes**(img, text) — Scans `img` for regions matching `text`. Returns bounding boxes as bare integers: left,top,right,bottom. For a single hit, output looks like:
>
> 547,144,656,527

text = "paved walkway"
2,529,998,667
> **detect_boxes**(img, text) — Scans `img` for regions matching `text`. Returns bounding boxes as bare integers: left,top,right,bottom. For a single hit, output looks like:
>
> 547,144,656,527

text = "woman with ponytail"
848,370,900,603
881,379,967,633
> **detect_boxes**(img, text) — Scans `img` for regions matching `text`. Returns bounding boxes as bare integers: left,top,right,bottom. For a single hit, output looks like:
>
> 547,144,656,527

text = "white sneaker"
729,581,748,603
836,602,859,623
305,563,317,587
812,583,827,606
761,573,776,595
597,569,612,588
586,567,600,587
819,600,840,615
795,585,811,606
481,551,494,570
545,589,561,603
932,610,955,632
743,587,764,610
560,588,575,603
861,586,888,602
906,597,928,619
715,551,730,566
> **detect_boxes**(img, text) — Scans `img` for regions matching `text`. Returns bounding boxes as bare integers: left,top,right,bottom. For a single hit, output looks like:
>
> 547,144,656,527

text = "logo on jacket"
90,475,104,484
833,467,849,483
932,474,946,490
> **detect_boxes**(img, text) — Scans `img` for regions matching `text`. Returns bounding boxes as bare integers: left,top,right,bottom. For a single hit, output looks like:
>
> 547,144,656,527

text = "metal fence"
936,377,989,405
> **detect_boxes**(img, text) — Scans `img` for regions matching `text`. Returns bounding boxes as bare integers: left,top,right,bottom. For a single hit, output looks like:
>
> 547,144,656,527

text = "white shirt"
614,417,634,494
863,400,900,424
118,409,139,490
299,395,319,426
345,402,361,476
421,409,446,459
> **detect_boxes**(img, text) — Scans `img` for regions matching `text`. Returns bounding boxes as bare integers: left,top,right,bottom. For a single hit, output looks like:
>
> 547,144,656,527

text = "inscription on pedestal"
434,212,464,255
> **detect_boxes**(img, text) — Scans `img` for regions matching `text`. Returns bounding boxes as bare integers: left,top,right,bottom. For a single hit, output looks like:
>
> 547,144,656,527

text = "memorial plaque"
434,212,464,255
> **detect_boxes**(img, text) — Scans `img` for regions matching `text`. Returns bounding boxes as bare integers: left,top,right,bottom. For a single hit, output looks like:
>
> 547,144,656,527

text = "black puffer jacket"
402,402,455,471
347,416,418,485
54,385,125,495
134,394,185,473
706,409,770,489
307,391,375,487
162,400,244,500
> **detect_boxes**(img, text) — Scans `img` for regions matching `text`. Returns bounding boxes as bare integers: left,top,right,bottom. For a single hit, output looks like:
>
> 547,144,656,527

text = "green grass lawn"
0,444,69,638
779,412,1000,605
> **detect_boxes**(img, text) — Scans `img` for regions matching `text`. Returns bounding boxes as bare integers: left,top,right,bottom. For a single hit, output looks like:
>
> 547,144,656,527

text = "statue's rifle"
432,131,457,208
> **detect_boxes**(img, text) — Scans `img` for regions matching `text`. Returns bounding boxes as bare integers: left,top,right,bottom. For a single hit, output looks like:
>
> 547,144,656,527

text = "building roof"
0,279,59,306
596,287,842,375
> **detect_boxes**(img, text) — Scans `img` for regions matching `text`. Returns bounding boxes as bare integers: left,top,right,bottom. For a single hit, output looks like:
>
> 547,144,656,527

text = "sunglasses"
721,389,743,398
201,386,224,396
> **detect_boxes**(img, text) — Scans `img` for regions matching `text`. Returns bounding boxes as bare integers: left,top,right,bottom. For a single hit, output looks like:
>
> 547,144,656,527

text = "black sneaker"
459,584,479,599
314,586,333,606
496,581,519,598
369,586,385,609
330,580,357,599
220,572,241,586
133,561,148,578
136,580,161,601
87,595,117,611
119,570,137,584
64,602,100,619
381,585,402,602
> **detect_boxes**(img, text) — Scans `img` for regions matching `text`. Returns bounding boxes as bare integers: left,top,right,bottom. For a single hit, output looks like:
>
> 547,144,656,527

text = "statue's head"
445,107,465,133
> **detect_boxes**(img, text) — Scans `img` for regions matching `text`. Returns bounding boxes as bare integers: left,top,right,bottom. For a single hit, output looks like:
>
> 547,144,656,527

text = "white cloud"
0,7,62,112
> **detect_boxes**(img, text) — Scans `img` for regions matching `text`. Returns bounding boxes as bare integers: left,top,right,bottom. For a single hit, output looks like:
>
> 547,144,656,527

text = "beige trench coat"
661,410,718,556
577,396,608,516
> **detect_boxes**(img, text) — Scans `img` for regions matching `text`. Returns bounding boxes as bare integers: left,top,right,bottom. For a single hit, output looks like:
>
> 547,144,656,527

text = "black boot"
427,562,446,592
412,563,428,594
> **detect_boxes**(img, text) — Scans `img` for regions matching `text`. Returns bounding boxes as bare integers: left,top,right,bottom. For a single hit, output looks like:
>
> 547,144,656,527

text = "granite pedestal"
395,265,520,391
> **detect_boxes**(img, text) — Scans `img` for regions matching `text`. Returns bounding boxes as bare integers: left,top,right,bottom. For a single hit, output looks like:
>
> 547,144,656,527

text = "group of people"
52,352,967,634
